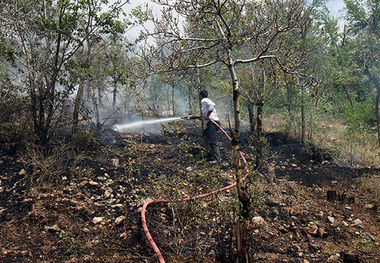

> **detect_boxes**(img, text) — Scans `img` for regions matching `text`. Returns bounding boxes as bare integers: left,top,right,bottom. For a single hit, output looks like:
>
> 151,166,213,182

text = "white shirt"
201,98,219,121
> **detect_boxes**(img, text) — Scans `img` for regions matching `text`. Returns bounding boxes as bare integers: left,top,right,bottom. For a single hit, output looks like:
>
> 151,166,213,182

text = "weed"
352,237,379,253
59,231,83,258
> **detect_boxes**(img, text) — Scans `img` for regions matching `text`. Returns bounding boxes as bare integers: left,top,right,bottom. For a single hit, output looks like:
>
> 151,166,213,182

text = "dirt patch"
0,125,379,262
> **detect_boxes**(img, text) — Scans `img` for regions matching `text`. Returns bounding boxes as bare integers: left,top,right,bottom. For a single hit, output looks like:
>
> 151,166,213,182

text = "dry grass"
263,113,380,169
361,172,380,204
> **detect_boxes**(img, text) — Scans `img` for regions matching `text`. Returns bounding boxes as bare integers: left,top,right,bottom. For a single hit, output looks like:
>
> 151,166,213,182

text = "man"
192,90,221,164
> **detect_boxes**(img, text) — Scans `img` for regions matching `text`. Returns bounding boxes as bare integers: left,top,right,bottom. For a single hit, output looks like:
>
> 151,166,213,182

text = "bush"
71,130,99,150
0,84,34,151
340,100,376,136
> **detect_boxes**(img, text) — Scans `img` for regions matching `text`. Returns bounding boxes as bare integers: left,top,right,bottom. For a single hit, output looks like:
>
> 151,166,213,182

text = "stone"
327,216,335,224
326,253,340,262
92,217,104,224
304,222,318,235
252,216,265,227
44,224,60,232
112,158,120,167
115,216,125,225
352,218,363,227
364,204,375,210
89,181,99,186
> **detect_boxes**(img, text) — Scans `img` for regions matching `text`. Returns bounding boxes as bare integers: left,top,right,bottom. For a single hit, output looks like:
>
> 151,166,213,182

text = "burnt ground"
0,122,380,263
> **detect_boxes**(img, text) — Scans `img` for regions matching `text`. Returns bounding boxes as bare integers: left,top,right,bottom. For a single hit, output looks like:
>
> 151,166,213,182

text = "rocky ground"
0,121,379,263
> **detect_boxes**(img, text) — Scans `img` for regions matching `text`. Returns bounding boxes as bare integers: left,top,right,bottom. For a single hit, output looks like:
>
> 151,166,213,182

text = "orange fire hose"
141,116,250,263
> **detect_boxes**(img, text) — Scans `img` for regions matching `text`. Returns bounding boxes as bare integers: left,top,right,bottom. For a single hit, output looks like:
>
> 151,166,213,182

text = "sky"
325,0,346,17
125,0,346,13
122,0,347,39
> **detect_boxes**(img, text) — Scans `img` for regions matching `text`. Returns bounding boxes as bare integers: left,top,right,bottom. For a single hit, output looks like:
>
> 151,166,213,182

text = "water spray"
113,117,182,133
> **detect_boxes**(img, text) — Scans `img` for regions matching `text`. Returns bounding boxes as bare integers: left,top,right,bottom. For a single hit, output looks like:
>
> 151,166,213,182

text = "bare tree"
139,0,311,260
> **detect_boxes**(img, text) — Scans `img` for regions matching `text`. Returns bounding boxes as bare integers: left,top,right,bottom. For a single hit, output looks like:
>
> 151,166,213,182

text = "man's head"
199,90,208,99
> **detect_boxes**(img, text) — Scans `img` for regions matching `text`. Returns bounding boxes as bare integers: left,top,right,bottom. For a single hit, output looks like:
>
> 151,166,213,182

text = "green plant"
352,237,379,252
59,231,83,258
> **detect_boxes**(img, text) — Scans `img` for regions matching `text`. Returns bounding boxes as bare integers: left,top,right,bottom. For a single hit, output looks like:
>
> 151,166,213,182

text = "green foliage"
340,100,376,135
59,231,84,258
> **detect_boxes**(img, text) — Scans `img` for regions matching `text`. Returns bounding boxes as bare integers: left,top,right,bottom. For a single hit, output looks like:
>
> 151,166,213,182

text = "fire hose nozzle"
181,116,193,120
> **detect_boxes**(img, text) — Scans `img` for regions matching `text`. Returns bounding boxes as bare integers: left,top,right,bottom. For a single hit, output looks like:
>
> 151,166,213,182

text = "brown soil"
0,122,379,263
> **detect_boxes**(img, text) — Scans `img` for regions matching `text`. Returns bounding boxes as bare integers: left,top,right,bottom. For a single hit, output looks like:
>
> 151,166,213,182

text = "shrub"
71,130,99,150
0,84,34,150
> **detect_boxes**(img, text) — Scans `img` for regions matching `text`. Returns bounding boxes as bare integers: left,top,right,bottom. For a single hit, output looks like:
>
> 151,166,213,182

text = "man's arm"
205,110,213,119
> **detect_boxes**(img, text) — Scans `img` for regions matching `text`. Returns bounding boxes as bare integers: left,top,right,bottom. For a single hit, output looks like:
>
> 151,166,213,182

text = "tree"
0,0,128,144
140,0,311,261
344,0,380,144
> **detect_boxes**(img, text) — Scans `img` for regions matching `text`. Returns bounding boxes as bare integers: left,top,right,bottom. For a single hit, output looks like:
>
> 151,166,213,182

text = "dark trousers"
202,121,221,162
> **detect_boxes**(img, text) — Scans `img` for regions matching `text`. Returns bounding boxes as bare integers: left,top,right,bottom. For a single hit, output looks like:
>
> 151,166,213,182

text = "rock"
44,224,60,232
18,169,26,175
104,190,112,198
0,207,6,215
352,218,363,227
112,158,120,167
89,181,99,186
342,221,349,227
327,216,335,224
115,216,125,225
252,216,265,227
326,253,340,262
364,204,375,210
304,222,318,235
92,217,104,224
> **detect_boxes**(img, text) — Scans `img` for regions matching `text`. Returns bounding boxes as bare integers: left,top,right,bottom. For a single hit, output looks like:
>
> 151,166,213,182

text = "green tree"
0,0,128,144
344,0,380,144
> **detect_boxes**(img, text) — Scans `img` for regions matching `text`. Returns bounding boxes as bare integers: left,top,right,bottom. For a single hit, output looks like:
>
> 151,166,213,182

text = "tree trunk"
228,55,249,263
286,86,296,125
376,82,380,145
73,74,85,131
247,99,255,135
255,101,264,170
342,85,354,108
112,78,117,109
171,83,175,116
301,84,306,142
